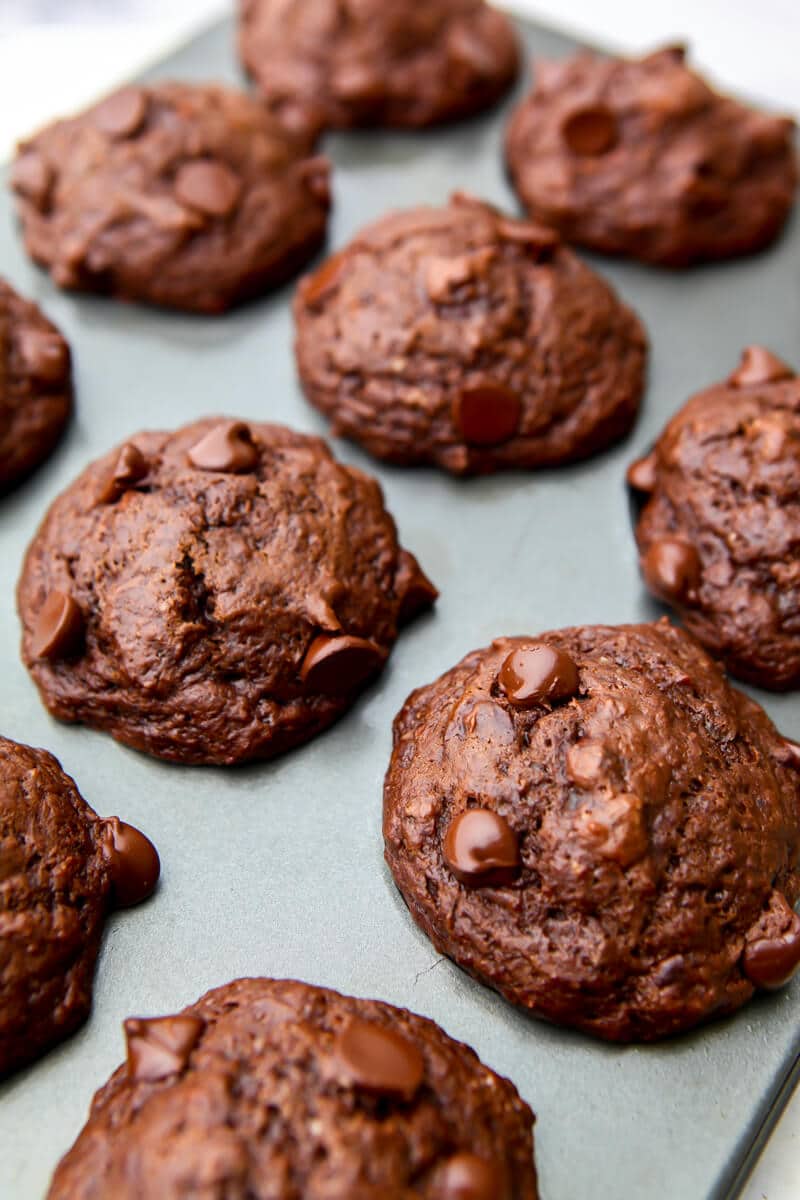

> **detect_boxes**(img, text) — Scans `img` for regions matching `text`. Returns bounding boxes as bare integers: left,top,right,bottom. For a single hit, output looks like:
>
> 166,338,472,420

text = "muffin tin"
1,13,798,1200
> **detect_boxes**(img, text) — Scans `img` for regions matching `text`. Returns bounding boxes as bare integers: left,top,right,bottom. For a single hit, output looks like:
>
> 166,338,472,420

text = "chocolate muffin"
629,347,800,689
505,45,797,266
10,82,330,313
48,977,537,1200
238,0,519,132
0,735,159,1077
0,278,72,490
294,194,647,474
383,620,800,1041
17,418,437,765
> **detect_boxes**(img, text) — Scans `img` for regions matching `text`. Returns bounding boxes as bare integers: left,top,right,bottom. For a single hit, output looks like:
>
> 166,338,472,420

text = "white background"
1,3,798,1197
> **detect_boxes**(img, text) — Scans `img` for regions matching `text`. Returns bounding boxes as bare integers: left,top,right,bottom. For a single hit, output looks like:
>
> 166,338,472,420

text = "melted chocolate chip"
301,250,349,308
743,905,800,990
443,809,520,888
124,1015,205,1083
102,817,160,908
453,384,521,447
434,1152,504,1200
188,422,258,473
298,155,331,206
16,328,69,383
31,591,84,660
300,634,386,693
561,106,618,155
495,217,559,257
96,443,148,504
92,88,148,138
499,643,579,708
174,160,242,218
728,346,794,387
776,739,800,769
641,538,701,602
10,152,53,206
626,452,657,493
396,551,439,626
336,1017,424,1102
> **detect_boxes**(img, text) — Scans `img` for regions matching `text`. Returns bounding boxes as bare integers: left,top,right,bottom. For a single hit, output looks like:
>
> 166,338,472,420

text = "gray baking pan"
1,12,799,1200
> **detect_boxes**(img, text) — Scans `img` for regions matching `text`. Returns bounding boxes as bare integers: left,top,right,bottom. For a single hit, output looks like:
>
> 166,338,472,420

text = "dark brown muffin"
294,194,647,474
47,977,538,1200
505,45,797,266
17,418,437,766
629,346,800,689
238,0,519,133
10,82,330,313
383,620,800,1041
0,735,159,1077
0,278,72,490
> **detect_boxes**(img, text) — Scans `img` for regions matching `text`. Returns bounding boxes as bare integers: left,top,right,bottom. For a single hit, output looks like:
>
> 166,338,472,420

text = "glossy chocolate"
443,808,520,888
30,591,83,660
335,1017,424,1102
124,1015,206,1083
300,634,386,693
728,346,794,388
641,537,701,601
499,643,579,708
453,384,522,447
188,421,258,473
102,817,161,909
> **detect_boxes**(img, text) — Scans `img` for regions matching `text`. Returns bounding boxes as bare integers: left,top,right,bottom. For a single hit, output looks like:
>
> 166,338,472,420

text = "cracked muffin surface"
47,977,538,1200
17,419,436,765
383,620,800,1041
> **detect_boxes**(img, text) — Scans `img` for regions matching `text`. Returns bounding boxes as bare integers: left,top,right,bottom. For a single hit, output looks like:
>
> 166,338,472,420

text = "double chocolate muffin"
506,45,797,265
18,419,436,765
0,278,72,490
295,194,647,474
11,82,330,313
630,347,800,689
239,0,519,132
0,735,159,1077
47,977,538,1199
384,620,800,1041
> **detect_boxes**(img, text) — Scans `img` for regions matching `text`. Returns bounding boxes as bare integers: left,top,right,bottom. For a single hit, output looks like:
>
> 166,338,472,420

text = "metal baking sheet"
1,13,799,1200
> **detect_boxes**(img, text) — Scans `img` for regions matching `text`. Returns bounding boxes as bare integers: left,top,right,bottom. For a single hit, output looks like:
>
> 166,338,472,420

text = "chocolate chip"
453,384,521,447
102,817,160,908
300,634,386,693
626,452,657,493
330,62,384,102
92,87,148,138
31,592,84,660
443,808,520,888
335,1017,424,1101
495,217,560,257
188,422,258,473
301,250,349,309
10,152,53,207
743,906,800,990
499,643,579,708
433,1152,505,1200
641,538,701,602
395,551,439,626
124,1015,205,1082
174,160,242,218
561,106,618,156
96,443,148,504
728,346,794,387
298,155,331,206
566,738,605,788
776,739,800,769
16,328,69,383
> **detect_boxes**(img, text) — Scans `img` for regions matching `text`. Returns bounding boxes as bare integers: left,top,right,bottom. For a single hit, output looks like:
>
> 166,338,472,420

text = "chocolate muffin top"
17,418,436,765
0,735,159,1077
0,278,72,490
239,0,519,132
48,977,538,1200
506,45,797,265
295,194,647,474
630,346,800,689
384,620,800,1041
10,82,330,313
